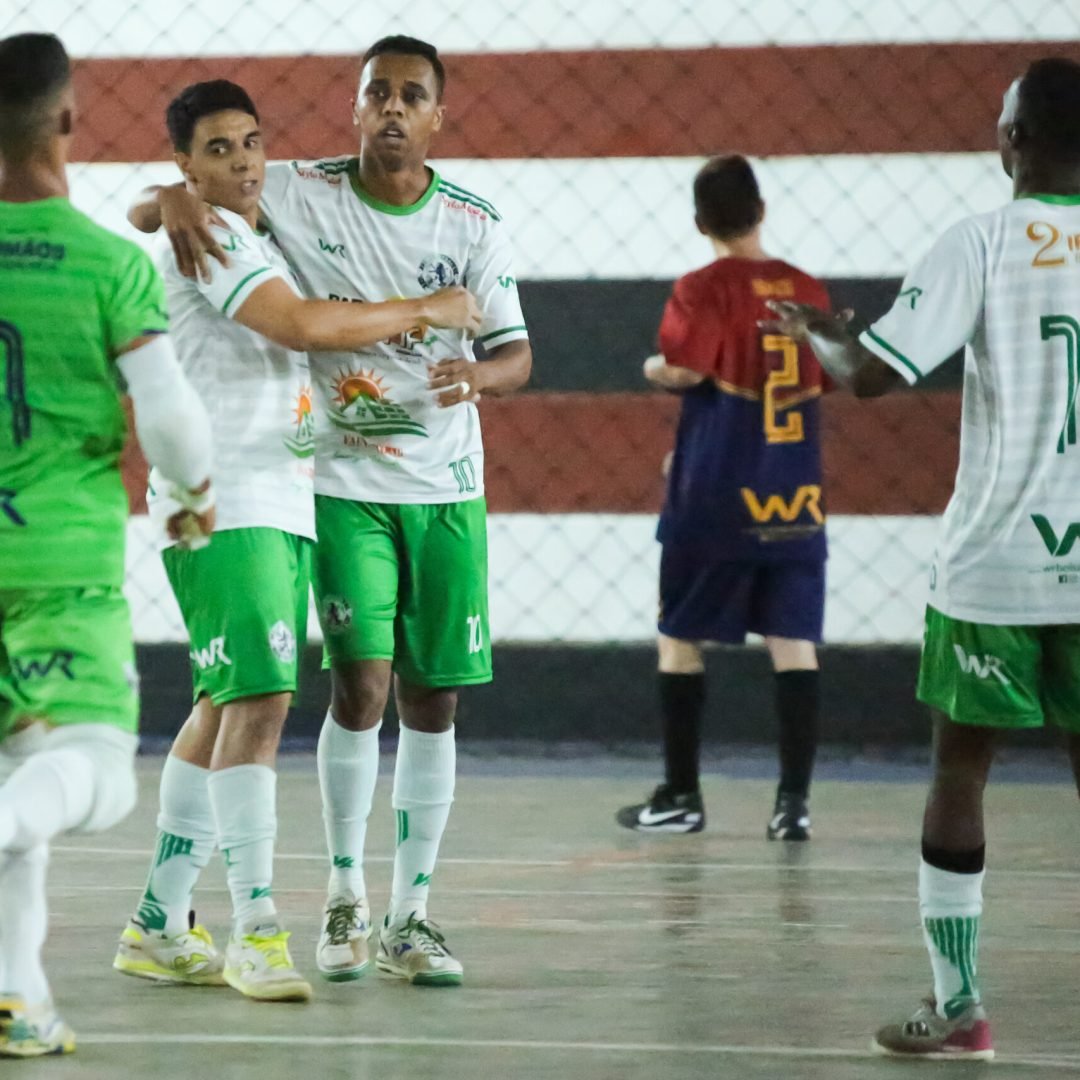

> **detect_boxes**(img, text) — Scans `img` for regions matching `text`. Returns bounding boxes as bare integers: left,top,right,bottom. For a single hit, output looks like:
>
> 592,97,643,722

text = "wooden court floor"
29,751,1080,1078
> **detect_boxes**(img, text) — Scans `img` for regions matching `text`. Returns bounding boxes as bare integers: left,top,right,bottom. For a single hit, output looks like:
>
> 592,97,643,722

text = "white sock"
317,713,379,899
919,858,985,1018
207,765,278,932
135,755,216,935
0,748,96,851
388,726,455,925
0,845,50,1006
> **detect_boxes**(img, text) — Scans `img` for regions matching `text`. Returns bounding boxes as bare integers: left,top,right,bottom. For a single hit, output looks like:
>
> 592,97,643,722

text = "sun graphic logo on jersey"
284,386,315,458
328,368,428,439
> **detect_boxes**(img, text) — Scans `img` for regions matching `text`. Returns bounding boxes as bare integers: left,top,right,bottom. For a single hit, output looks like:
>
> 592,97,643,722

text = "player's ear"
352,96,361,128
57,108,73,137
432,103,445,134
693,213,708,237
174,151,195,184
754,199,766,226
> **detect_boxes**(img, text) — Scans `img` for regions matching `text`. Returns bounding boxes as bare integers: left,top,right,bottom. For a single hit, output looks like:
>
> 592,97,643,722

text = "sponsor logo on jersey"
328,367,428,439
440,194,490,221
952,645,1010,686
321,596,353,633
1032,514,1080,557
0,239,65,262
740,485,825,526
318,238,347,257
190,636,231,670
284,386,315,458
268,620,297,663
13,651,75,681
497,275,517,289
898,286,923,309
417,254,460,290
220,232,246,253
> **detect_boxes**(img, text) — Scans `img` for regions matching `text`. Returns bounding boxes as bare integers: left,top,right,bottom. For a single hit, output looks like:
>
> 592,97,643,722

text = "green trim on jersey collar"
1020,193,1080,206
347,159,440,215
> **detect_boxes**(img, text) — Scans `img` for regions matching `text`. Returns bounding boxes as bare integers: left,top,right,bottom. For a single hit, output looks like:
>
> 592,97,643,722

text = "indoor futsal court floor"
35,749,1080,1077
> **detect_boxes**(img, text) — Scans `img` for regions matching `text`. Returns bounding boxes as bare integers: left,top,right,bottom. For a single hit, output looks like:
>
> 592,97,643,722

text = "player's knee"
332,663,392,729
765,636,818,671
396,680,457,732
45,725,138,834
657,635,704,674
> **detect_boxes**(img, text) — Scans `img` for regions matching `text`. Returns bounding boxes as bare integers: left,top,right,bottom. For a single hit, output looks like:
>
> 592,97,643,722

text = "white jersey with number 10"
260,158,529,505
860,194,1080,625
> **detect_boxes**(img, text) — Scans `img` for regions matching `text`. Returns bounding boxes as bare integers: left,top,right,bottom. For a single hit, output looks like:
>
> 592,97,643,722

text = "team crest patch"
417,254,460,290
268,620,297,662
321,596,353,634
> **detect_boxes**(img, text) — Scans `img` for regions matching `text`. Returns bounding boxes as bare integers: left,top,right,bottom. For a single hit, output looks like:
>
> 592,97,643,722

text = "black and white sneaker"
616,784,705,833
767,792,811,841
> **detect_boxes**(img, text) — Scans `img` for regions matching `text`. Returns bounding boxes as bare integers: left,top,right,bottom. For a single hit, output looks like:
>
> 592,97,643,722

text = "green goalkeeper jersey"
0,197,168,588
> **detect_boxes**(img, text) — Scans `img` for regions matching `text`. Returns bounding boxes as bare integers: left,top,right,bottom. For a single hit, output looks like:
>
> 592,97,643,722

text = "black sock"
921,841,986,874
659,672,705,795
776,669,820,799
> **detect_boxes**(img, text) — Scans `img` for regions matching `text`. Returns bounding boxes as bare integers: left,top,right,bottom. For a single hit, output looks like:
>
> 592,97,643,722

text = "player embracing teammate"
129,36,531,989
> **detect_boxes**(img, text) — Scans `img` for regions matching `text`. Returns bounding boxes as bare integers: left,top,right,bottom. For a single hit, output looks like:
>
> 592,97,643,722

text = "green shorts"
918,604,1080,731
313,495,492,688
0,586,138,739
163,528,312,707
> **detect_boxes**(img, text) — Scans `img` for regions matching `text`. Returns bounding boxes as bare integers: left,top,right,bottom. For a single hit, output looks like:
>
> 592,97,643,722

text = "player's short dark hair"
693,154,764,241
1017,57,1080,162
362,35,446,100
0,33,71,158
165,79,259,154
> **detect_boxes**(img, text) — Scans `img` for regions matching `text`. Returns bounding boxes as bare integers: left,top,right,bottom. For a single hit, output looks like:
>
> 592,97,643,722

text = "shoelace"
397,915,451,956
325,901,362,945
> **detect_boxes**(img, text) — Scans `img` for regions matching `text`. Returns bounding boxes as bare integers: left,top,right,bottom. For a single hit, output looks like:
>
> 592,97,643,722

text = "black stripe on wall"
510,279,963,393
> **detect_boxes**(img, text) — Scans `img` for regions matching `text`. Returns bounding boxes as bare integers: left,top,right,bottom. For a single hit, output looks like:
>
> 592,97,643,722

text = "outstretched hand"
759,300,854,342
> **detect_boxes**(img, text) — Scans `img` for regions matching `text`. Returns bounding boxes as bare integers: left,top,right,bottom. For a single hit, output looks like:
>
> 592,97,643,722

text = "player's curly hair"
1017,57,1080,162
0,33,71,160
693,154,764,241
362,35,446,101
166,80,259,154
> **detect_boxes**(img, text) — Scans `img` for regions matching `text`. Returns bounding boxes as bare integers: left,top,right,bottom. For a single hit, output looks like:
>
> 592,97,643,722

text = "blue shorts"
658,549,825,644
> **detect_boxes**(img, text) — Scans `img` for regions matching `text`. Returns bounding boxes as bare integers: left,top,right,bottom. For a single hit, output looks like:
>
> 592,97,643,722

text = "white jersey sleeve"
467,221,529,351
858,217,986,384
196,214,294,318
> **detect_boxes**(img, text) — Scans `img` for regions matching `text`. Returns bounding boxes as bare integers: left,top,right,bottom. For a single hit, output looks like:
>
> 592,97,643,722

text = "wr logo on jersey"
190,637,231,670
1032,514,1080,556
13,651,75,681
953,645,1010,686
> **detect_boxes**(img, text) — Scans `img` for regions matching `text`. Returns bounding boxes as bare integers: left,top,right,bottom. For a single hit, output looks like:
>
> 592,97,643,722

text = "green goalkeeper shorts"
313,495,492,688
918,604,1080,731
163,527,312,706
0,586,138,739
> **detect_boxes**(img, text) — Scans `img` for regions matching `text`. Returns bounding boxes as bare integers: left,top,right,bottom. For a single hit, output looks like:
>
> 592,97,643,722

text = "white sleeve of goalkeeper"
116,334,212,491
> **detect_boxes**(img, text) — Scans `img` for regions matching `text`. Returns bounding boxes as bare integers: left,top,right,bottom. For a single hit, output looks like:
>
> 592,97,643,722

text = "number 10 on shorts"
466,614,484,654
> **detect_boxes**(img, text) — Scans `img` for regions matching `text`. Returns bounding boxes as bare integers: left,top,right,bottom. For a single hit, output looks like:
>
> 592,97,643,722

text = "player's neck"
356,151,433,207
0,153,68,202
708,234,769,261
1013,160,1080,200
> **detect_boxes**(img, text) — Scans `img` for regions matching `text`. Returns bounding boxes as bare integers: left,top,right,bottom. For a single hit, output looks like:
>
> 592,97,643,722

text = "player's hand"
422,287,483,335
759,301,854,342
165,479,216,550
160,187,230,283
428,358,484,408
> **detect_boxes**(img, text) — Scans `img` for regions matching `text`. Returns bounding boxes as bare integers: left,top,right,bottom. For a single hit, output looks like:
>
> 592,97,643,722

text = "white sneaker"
376,914,463,987
0,996,75,1058
316,892,372,982
113,918,226,985
223,923,313,1002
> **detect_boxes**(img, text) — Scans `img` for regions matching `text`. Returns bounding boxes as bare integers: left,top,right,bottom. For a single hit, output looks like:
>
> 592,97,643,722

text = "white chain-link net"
4,1,1075,644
